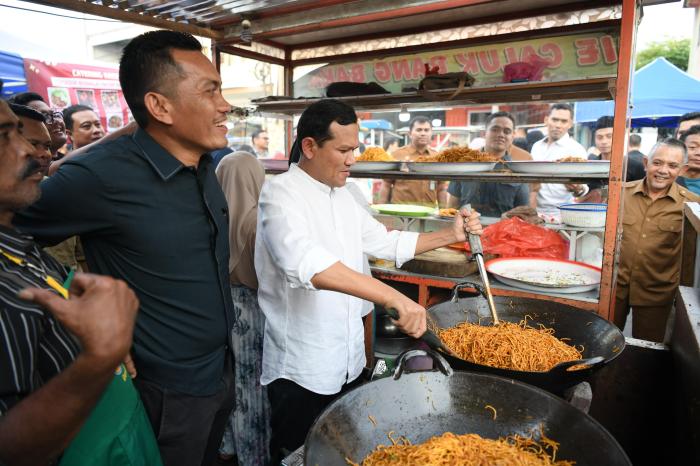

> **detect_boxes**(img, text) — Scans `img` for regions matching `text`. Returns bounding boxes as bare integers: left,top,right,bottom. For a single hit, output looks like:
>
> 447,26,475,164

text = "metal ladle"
464,204,500,325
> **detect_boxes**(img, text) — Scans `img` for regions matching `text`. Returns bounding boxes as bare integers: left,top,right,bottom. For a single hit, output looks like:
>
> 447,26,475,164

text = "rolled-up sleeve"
259,182,338,290
359,208,418,267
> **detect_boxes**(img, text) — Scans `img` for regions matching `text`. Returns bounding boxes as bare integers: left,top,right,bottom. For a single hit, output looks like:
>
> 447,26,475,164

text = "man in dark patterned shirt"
0,99,139,465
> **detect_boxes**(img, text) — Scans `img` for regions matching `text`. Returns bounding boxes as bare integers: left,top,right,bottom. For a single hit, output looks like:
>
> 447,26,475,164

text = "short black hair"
681,125,700,143
63,104,96,131
485,111,515,127
594,116,614,133
291,99,357,163
628,133,642,147
119,30,202,128
252,129,267,141
548,103,574,119
408,116,431,131
9,103,45,123
679,112,700,126
8,92,46,106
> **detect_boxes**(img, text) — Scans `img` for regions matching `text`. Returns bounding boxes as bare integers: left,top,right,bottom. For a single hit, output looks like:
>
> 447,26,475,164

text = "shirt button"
642,234,646,238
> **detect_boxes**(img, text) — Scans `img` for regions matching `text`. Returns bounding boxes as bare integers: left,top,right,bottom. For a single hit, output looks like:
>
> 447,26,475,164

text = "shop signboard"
294,32,619,97
23,59,130,132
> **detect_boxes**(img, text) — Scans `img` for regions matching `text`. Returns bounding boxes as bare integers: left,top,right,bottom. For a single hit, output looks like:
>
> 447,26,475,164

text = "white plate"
350,161,401,171
486,257,601,294
407,162,497,173
507,160,610,175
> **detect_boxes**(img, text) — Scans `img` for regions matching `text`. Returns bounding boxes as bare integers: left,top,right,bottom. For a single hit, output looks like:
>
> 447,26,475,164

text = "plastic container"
558,203,607,228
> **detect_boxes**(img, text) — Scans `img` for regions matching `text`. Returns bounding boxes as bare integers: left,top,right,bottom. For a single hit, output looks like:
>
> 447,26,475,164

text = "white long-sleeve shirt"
255,164,419,394
530,133,587,214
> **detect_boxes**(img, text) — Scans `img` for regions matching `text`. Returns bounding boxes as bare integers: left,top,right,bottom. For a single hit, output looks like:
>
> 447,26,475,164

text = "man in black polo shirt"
15,30,235,466
0,99,140,464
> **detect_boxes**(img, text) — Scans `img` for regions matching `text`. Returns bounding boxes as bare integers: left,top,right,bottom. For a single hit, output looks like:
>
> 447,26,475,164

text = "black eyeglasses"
42,110,64,125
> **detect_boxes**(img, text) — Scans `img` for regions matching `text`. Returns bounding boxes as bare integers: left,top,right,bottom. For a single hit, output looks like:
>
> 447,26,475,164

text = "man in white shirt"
530,103,588,215
256,99,482,461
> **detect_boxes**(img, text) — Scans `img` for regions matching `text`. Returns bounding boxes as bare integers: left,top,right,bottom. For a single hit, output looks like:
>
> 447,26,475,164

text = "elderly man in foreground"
615,138,700,342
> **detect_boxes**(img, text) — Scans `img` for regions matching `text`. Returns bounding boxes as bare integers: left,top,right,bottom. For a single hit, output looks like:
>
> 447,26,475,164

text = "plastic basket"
558,203,607,228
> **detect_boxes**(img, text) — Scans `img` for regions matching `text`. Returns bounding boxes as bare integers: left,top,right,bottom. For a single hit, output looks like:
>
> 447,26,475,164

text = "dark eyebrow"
0,122,16,131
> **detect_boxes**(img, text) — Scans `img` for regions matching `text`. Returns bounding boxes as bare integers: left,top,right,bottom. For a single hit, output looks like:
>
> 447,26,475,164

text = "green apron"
59,364,162,466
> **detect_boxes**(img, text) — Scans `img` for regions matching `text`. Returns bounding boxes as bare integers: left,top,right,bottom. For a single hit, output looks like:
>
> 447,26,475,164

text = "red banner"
23,59,130,133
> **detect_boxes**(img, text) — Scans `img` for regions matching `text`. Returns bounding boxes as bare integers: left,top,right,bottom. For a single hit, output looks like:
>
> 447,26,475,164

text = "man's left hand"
453,207,483,242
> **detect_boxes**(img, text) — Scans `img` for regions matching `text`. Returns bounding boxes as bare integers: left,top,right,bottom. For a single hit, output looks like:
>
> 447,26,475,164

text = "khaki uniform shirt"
617,179,700,305
387,145,443,206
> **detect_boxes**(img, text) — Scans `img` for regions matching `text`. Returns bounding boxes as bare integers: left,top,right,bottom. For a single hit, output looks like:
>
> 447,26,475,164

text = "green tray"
371,204,437,217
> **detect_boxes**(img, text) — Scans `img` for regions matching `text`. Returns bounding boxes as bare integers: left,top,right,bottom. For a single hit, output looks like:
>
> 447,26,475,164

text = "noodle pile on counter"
437,320,583,372
347,431,574,466
557,156,588,163
357,147,395,161
416,147,501,163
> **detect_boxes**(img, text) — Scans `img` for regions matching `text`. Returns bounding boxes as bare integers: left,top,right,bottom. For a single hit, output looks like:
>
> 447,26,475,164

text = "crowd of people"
1,25,699,466
0,29,482,466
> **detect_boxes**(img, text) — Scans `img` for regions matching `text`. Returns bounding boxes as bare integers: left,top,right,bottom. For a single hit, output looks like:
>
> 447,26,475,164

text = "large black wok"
427,282,625,392
305,350,630,466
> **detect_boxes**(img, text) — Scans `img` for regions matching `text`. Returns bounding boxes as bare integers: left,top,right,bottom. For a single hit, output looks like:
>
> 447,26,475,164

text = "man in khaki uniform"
615,138,700,342
377,116,448,207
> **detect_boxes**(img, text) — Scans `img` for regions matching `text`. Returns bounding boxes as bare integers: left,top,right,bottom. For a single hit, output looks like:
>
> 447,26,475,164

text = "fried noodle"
416,147,502,163
347,430,574,466
357,147,395,161
437,320,583,372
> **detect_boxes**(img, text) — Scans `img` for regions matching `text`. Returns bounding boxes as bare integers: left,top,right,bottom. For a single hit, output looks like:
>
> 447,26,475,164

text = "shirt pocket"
654,219,682,250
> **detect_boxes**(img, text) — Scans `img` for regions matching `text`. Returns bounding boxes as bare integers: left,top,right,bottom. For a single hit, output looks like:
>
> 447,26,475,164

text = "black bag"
326,81,390,97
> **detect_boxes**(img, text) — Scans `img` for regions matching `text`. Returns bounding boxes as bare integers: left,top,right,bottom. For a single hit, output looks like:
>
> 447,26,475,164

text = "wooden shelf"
371,265,600,312
253,76,616,115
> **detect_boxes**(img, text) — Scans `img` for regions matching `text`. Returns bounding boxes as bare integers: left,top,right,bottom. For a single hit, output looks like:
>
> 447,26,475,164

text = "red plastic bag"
465,217,568,259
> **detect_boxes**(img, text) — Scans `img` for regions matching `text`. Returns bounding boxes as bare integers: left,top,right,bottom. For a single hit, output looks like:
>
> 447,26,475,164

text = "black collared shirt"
15,129,233,396
0,225,80,414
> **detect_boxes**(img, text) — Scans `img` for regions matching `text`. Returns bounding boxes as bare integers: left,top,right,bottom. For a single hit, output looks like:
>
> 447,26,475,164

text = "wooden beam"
283,0,617,52
288,20,620,67
217,44,287,67
601,0,638,321
26,0,225,40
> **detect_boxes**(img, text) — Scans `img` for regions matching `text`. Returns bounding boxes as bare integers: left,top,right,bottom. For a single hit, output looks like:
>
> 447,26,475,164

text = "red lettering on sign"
504,47,519,64
477,50,500,74
336,66,349,82
391,59,412,81
520,46,539,65
412,57,427,79
374,62,391,83
600,35,618,64
351,64,366,82
575,38,600,66
454,53,480,74
429,56,448,73
539,43,563,68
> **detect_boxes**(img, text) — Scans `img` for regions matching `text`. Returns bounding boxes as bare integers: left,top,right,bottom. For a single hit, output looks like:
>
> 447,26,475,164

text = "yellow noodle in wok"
437,320,583,372
347,431,574,466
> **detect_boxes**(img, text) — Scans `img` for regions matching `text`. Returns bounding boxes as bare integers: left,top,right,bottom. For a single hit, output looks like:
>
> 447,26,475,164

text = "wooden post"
600,0,638,321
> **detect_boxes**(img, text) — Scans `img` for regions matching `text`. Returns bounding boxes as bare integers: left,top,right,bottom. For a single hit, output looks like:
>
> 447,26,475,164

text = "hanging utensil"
463,204,499,325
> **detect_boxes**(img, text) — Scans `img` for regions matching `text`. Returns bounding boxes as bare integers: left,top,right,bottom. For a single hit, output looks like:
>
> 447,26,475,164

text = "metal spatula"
464,204,500,325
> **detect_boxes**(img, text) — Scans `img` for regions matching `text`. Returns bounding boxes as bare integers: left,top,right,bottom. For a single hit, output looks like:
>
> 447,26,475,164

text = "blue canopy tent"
0,50,28,98
575,58,700,128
